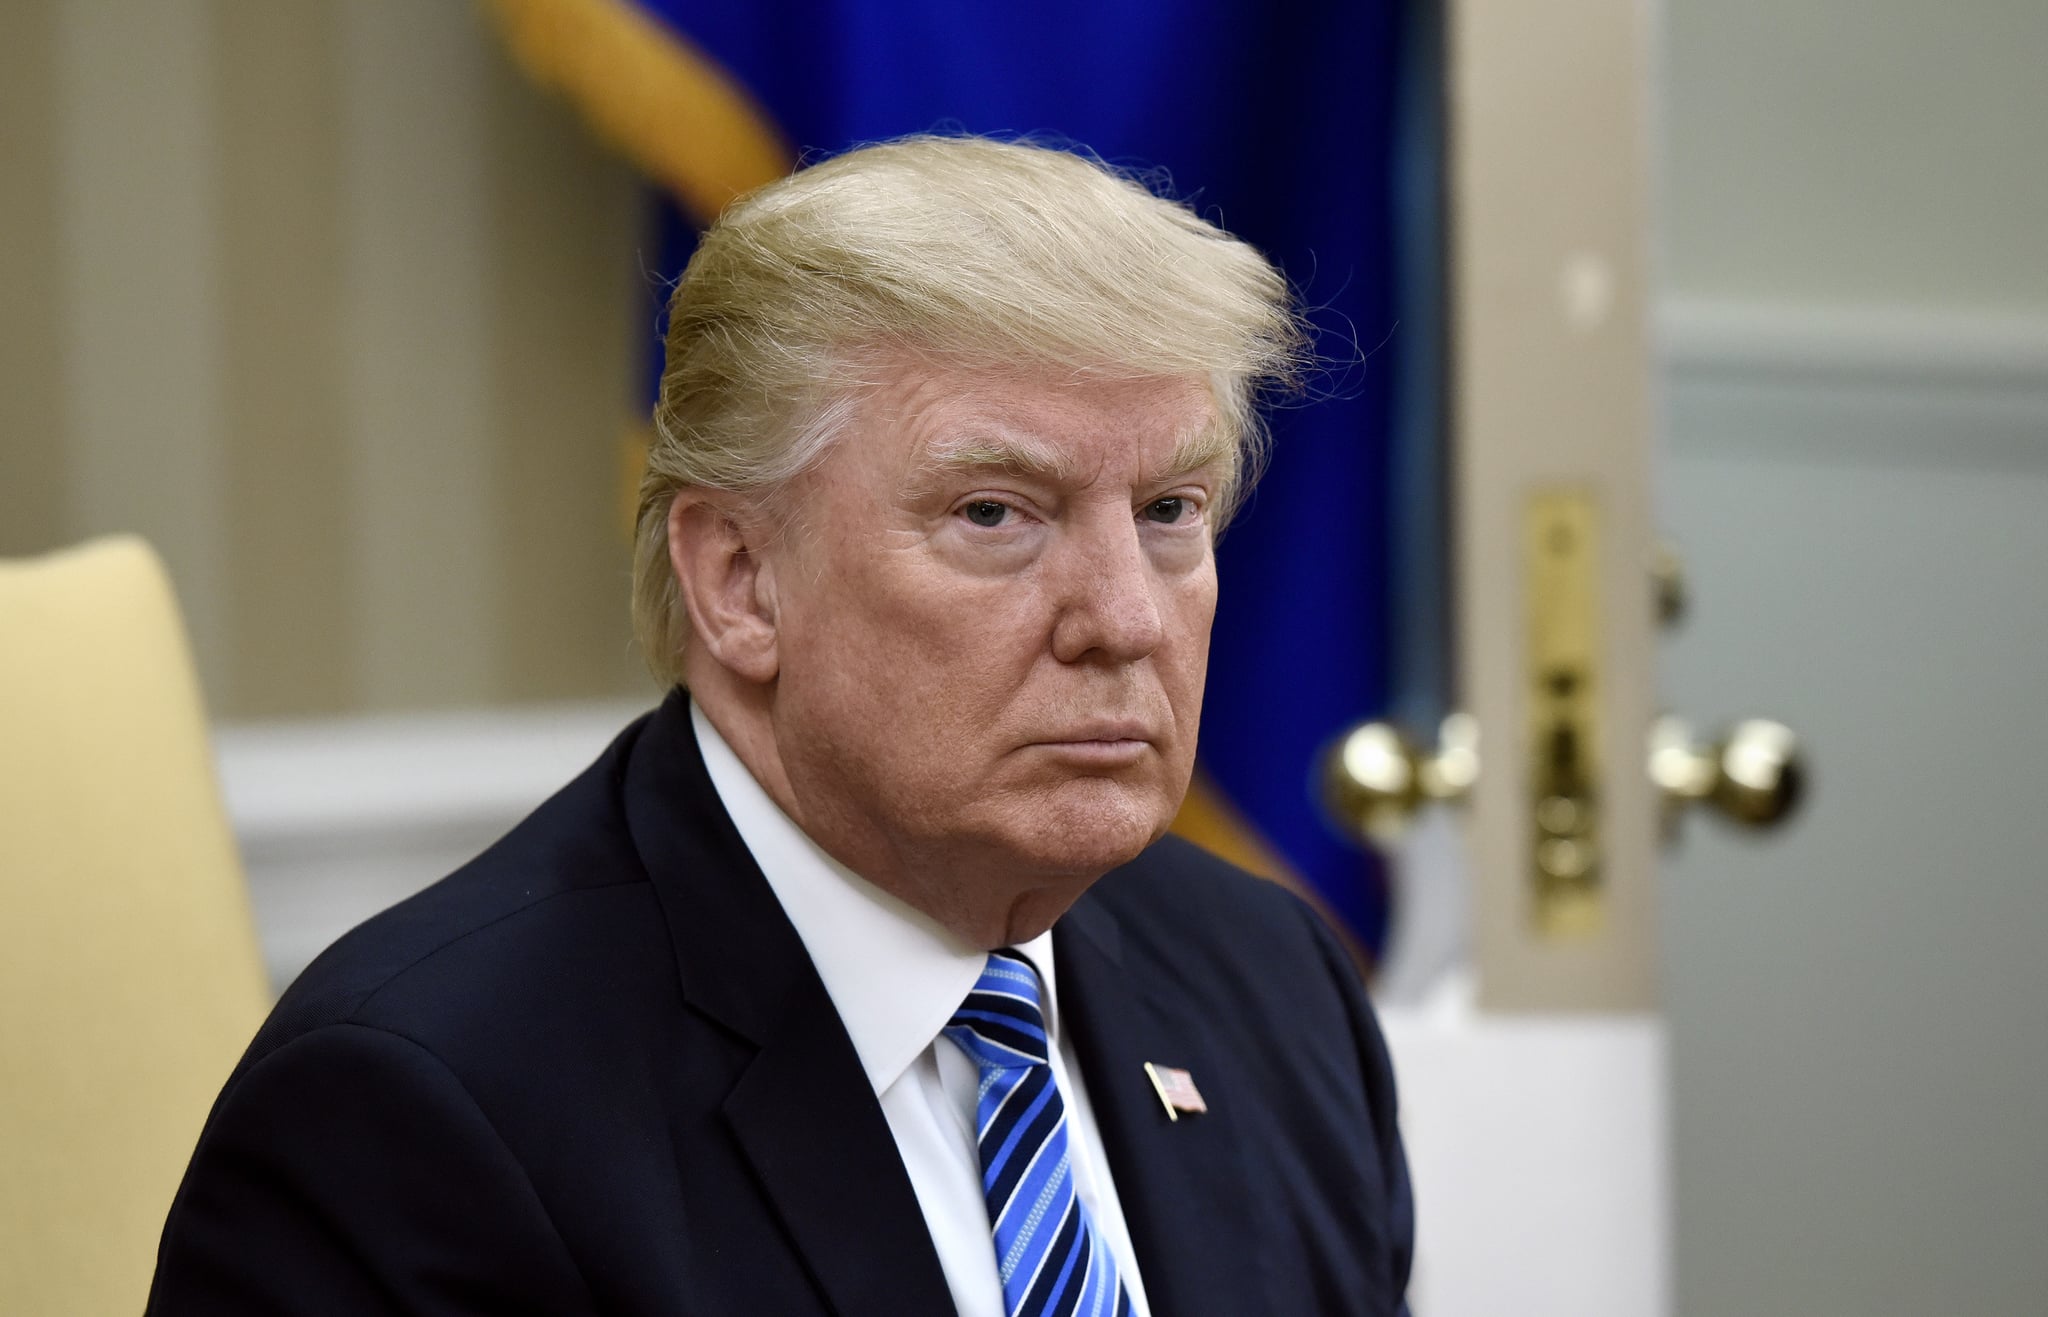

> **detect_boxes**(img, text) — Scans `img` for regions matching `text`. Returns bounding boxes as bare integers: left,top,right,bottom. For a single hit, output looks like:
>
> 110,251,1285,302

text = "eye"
1142,497,1190,525
961,499,1010,528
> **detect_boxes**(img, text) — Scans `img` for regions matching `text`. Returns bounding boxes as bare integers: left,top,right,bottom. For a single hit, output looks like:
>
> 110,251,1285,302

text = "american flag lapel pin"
1143,1062,1208,1122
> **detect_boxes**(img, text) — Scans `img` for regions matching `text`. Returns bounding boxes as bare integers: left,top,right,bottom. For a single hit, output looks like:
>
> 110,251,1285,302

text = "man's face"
761,360,1222,937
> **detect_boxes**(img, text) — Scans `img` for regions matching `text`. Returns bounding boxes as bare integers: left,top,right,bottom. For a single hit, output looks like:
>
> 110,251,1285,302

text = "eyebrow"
914,416,1231,492
1147,417,1233,487
916,430,1082,484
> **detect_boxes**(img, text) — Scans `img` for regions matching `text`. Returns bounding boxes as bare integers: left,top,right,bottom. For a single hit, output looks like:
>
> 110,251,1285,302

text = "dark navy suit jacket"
149,691,1412,1315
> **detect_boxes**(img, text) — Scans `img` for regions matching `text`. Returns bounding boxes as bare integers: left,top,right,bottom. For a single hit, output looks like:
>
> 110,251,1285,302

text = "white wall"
1661,0,2048,310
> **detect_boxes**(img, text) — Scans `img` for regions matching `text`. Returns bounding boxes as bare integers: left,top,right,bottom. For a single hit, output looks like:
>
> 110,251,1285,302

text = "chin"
1000,781,1171,878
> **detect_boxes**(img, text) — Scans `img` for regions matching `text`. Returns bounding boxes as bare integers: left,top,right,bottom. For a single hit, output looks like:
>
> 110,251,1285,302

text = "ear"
667,489,781,684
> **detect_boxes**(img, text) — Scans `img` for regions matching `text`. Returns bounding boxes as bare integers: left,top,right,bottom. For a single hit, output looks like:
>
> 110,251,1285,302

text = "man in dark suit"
150,135,1411,1315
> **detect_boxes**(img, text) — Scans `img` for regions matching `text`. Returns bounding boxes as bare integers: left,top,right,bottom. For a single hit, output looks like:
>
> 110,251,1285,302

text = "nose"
1049,515,1166,665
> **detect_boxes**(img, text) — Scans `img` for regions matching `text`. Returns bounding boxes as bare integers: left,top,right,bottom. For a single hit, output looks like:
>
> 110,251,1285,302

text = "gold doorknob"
1321,713,1480,843
1648,715,1805,831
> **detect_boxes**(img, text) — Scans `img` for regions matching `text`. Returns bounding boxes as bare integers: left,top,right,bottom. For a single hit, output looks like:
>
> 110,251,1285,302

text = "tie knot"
943,950,1049,1071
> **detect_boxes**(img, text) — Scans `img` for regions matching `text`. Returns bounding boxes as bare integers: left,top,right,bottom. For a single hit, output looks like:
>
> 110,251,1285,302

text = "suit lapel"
722,1008,957,1317
1056,894,1275,1315
624,693,954,1317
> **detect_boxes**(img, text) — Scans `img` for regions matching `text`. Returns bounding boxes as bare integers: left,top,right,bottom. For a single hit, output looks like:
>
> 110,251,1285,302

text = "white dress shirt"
691,703,1153,1317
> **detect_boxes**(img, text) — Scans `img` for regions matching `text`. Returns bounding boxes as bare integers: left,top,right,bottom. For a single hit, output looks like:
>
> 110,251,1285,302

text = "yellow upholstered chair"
0,536,269,1315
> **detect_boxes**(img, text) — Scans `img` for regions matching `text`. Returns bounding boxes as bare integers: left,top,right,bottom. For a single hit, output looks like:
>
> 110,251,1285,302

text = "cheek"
1169,572,1219,721
778,560,1044,736
1166,563,1219,666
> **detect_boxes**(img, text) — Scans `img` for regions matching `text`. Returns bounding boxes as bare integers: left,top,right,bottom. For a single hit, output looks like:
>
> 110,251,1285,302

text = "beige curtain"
1,0,651,719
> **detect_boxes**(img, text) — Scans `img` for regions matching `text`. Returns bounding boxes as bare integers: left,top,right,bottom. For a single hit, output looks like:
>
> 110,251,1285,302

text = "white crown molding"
1660,298,2048,391
216,699,650,845
1657,298,2048,470
215,699,651,988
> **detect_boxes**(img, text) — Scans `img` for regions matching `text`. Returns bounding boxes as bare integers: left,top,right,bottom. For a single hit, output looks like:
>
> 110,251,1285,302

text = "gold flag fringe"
479,0,794,225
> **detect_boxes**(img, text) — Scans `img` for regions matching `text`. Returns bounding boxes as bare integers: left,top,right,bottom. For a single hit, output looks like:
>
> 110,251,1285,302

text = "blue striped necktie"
943,950,1133,1317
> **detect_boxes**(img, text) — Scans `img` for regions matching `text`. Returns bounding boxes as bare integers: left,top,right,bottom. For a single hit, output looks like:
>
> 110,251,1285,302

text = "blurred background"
3,1,2045,1313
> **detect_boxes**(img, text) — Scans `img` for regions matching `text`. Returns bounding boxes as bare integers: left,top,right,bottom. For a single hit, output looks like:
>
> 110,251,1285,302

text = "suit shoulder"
1077,833,1383,1056
247,720,659,1064
1091,832,1327,952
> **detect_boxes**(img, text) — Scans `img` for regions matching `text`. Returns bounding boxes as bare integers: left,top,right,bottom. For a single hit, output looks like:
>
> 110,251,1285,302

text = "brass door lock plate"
1527,490,1604,936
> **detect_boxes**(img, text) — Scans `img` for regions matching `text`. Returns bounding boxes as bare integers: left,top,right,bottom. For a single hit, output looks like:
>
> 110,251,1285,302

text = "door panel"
1659,319,2048,1313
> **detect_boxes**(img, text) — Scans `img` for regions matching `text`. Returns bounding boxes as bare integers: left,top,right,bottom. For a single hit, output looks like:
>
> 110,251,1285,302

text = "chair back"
0,536,268,1315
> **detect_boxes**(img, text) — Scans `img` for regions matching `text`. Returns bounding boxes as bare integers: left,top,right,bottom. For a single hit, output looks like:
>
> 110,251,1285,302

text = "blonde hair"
633,133,1305,685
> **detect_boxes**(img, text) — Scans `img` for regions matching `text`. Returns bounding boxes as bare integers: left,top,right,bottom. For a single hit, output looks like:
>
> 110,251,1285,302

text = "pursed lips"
1033,719,1155,745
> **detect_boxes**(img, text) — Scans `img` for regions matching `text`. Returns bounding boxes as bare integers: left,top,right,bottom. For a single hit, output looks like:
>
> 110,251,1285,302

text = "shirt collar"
690,701,1061,1094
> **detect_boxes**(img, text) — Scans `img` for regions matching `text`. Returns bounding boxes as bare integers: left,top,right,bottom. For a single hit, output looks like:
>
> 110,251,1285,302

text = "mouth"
1030,739,1151,768
1038,720,1156,746
1027,722,1158,767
